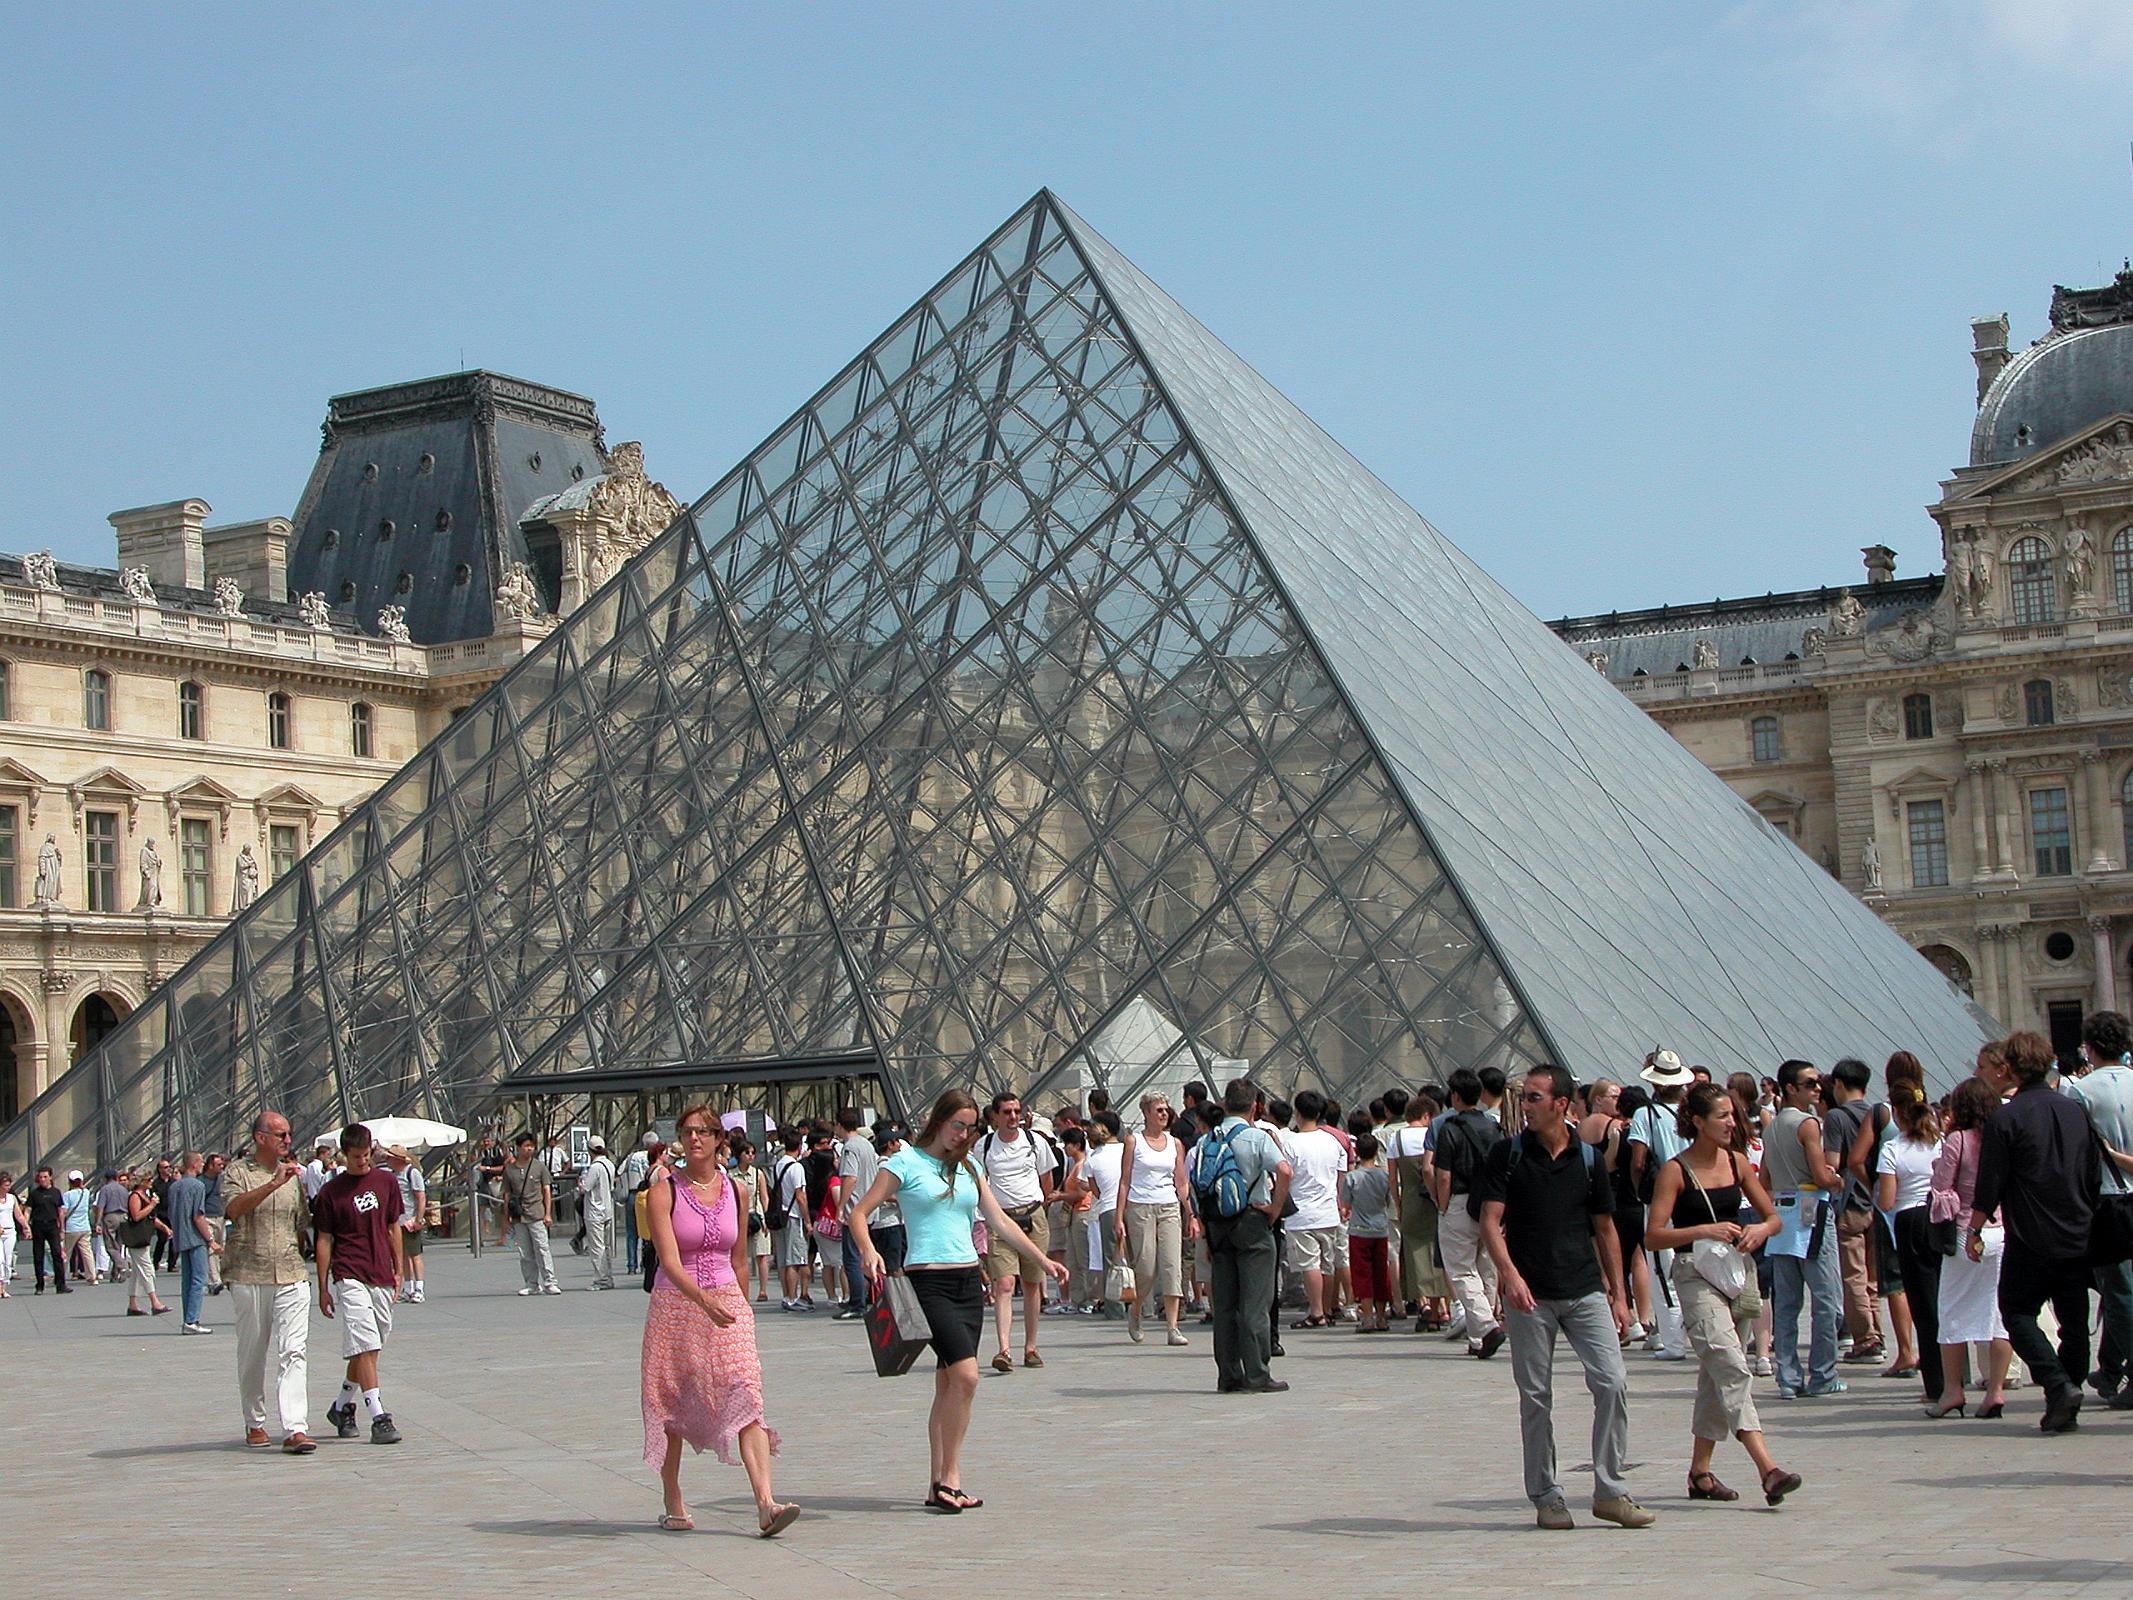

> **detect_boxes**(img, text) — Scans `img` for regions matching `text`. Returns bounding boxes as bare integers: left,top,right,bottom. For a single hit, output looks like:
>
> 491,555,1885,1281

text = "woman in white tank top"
1115,1095,1195,1346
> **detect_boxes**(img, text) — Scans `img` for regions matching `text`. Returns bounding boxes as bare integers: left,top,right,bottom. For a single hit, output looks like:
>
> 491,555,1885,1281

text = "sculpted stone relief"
2015,421,2133,492
1863,608,1948,662
1867,699,1899,741
23,550,59,591
494,561,543,622
118,566,155,604
298,590,331,629
213,577,246,618
374,604,411,643
1691,638,1718,671
1827,588,1866,637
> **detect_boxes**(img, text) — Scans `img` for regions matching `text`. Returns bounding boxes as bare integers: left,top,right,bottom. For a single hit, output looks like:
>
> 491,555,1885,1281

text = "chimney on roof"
1862,545,1897,586
202,517,291,601
108,499,209,590
1971,314,2010,406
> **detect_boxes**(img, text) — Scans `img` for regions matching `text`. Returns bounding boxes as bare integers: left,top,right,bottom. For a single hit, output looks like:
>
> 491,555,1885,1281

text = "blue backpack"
1191,1125,1251,1218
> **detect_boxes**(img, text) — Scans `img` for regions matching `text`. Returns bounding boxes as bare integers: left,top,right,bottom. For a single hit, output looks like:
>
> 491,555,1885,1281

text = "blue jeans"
178,1246,209,1325
1770,1201,1841,1394
622,1198,640,1275
2091,1259,2133,1385
841,1227,866,1312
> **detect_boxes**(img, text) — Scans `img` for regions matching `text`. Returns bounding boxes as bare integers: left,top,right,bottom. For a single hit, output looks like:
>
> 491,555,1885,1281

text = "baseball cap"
872,1121,909,1147
587,1136,606,1152
66,1169,83,1181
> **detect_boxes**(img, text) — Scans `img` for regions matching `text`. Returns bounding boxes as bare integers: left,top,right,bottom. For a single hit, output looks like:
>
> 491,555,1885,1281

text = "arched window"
83,667,110,731
267,690,291,750
2025,678,2055,727
350,700,373,759
178,679,204,740
2114,528,2133,615
1750,715,1781,764
2009,535,2057,624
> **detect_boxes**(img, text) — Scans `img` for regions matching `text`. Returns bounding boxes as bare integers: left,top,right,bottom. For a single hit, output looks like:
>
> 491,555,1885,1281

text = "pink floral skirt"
641,1282,779,1470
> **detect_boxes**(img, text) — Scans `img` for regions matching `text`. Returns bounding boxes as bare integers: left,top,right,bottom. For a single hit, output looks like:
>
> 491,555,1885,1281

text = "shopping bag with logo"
865,1272,932,1378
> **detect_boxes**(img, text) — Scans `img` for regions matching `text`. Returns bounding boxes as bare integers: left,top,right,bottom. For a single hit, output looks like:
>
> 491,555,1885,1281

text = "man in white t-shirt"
299,1143,337,1202
772,1130,813,1311
1084,1110,1127,1318
975,1092,1058,1367
1283,1090,1349,1327
618,1133,654,1276
1629,1050,1694,1361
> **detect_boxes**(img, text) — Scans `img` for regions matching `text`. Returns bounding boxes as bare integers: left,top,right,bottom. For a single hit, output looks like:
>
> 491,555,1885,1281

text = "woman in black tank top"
1607,1087,1653,1340
1646,1083,1800,1510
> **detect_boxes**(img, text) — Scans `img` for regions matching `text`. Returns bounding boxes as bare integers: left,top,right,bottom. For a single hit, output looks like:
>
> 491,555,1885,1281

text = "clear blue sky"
5,2,2129,619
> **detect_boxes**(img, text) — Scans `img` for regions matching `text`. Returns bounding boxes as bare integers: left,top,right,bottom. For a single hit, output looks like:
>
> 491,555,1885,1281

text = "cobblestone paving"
5,1248,2132,1596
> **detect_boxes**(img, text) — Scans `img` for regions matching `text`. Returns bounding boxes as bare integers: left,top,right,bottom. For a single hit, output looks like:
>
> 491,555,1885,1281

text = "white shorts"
332,1278,395,1359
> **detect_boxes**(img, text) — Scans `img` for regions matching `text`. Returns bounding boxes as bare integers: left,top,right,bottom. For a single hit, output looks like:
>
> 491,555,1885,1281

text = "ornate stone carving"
2067,522,2097,597
1800,626,1828,656
549,442,685,610
137,837,163,911
1827,588,1865,638
39,969,74,995
1863,607,1947,662
1861,835,1883,893
2016,421,2133,491
374,604,411,643
495,561,543,623
1946,530,1978,618
232,843,260,911
1971,538,1997,620
23,549,59,591
297,590,331,629
1691,638,1718,672
118,566,155,604
212,577,245,618
32,833,62,907
2102,666,2133,710
1584,649,1608,674
1996,681,2019,721
2057,676,2079,715
1868,699,1899,741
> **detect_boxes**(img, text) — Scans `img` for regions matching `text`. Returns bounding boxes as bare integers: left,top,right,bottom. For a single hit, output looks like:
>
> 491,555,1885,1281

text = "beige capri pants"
1123,1201,1183,1301
1673,1256,1762,1441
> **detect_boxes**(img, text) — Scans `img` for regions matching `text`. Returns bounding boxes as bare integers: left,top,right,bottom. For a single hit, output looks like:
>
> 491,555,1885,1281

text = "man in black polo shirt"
1971,1029,2099,1434
1477,1064,1652,1530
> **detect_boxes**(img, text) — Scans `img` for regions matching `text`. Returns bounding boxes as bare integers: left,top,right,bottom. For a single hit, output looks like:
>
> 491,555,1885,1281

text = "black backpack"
764,1157,798,1231
1439,1110,1506,1217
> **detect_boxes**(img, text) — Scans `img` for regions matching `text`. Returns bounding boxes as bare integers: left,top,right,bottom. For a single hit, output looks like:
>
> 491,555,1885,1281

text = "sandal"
1291,1315,1329,1330
657,1511,695,1532
758,1502,800,1538
1879,1362,1920,1379
1979,1400,2006,1419
1687,1471,1738,1502
990,1352,1014,1374
940,1485,982,1509
1760,1467,1803,1507
925,1483,968,1513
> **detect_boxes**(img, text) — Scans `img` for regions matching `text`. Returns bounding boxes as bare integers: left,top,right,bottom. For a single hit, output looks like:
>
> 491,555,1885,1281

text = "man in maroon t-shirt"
313,1123,404,1445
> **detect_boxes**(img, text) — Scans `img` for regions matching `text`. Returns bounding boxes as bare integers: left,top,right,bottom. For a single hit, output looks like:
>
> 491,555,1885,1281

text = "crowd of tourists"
11,1012,2133,1538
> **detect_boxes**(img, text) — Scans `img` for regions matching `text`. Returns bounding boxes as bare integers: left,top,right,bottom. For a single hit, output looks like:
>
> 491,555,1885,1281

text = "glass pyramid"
0,191,1998,1174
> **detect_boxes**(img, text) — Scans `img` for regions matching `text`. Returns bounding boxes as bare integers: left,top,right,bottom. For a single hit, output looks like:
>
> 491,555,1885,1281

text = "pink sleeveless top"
657,1171,740,1292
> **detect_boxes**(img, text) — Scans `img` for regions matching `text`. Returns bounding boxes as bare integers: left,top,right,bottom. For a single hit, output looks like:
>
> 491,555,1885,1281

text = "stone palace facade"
1552,260,2133,1060
0,373,679,1121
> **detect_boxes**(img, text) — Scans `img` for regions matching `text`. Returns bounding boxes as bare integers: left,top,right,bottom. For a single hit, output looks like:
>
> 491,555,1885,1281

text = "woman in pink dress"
641,1104,797,1537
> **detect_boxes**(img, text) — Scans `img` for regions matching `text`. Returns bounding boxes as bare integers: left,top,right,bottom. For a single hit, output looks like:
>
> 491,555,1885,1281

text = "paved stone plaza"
5,1246,2132,1596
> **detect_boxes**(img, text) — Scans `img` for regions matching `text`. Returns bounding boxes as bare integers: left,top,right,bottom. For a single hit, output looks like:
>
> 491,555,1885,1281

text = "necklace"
684,1169,724,1193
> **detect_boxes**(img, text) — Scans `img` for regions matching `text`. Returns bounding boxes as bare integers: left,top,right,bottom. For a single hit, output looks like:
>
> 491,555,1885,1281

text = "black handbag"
1925,1215,1960,1257
2085,1126,2133,1269
863,1272,932,1378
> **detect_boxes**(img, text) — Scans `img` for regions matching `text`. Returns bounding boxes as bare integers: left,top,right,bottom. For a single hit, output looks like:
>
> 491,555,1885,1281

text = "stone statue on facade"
119,566,155,604
1585,649,1609,675
1971,540,1996,618
1691,638,1719,672
1800,626,1828,656
1827,588,1866,638
298,590,331,629
213,576,246,618
1946,533,1979,619
1861,835,1883,893
2067,523,2096,598
23,550,59,591
494,561,542,623
232,843,260,910
138,837,164,911
375,604,411,643
32,834,62,907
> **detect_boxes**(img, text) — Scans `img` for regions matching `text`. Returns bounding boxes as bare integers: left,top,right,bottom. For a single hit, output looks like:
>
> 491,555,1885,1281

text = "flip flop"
924,1483,964,1514
657,1511,695,1532
759,1503,800,1538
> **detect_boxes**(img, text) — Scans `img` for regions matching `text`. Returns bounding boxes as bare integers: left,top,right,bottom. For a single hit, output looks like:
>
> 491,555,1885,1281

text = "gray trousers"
513,1220,558,1291
1207,1208,1277,1388
585,1213,615,1287
1507,1291,1631,1506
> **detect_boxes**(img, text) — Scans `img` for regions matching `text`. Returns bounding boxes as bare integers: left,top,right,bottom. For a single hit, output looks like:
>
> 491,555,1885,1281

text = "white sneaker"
517,1287,534,1297
1751,1355,1773,1377
1620,1320,1645,1345
540,1284,563,1296
1442,1309,1468,1341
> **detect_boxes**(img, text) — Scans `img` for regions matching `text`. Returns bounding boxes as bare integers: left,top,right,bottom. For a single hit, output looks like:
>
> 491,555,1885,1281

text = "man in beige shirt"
222,1109,315,1454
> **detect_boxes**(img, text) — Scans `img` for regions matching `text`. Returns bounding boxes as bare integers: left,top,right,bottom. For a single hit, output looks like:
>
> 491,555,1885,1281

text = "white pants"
584,1213,614,1287
231,1281,310,1434
514,1220,558,1291
332,1277,394,1359
1438,1203,1499,1339
1647,1245,1688,1355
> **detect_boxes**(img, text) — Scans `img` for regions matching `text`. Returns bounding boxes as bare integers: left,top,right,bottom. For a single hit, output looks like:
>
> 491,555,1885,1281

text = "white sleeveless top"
1125,1132,1179,1205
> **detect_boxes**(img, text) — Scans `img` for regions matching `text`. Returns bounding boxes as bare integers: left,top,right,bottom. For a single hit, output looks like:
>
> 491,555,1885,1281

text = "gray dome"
1971,322,2133,467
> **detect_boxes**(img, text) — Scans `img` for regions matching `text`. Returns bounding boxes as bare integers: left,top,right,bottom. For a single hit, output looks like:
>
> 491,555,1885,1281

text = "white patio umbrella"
307,1114,467,1152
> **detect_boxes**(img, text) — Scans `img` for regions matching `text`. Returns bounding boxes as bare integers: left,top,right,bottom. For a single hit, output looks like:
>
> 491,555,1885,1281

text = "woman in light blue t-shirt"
849,1088,1065,1515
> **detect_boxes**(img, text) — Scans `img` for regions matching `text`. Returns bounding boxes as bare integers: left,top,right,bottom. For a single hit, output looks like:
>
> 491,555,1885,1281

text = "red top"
312,1168,403,1286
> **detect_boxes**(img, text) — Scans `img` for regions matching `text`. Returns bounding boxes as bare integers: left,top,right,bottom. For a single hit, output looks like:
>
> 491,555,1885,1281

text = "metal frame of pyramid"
1,191,1997,1175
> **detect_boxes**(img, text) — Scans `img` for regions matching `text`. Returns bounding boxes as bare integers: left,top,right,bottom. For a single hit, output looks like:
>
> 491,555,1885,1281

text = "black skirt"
906,1265,985,1367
